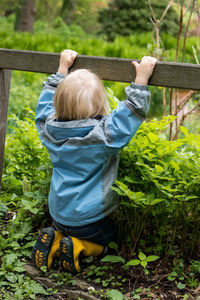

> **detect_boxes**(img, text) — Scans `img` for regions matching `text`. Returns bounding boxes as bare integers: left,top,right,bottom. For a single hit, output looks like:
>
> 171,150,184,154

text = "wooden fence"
0,48,200,190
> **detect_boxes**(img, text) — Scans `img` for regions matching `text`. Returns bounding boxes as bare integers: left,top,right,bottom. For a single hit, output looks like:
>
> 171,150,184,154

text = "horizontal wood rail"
0,48,200,90
0,48,200,191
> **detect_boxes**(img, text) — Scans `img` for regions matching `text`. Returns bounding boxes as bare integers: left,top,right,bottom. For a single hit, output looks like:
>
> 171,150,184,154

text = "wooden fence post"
0,69,11,191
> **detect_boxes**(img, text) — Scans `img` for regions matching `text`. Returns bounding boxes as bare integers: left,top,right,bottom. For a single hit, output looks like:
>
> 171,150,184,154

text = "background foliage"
98,0,179,40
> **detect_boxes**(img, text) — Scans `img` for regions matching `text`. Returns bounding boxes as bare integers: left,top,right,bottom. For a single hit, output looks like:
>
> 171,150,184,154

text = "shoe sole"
32,227,55,268
60,237,78,274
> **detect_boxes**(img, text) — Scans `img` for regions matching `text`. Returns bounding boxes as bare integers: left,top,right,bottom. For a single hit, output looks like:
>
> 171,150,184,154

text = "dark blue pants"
53,216,117,246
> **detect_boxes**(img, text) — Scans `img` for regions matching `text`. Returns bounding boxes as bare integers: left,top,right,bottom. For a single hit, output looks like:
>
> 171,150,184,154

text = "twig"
177,90,196,111
132,269,144,290
174,90,178,140
182,0,195,62
197,0,200,52
184,99,200,116
162,87,166,116
160,0,174,23
145,274,169,291
183,0,192,17
172,99,200,139
169,89,174,140
148,0,174,51
36,278,65,300
148,0,157,22
192,45,199,64
176,0,185,61
148,0,174,23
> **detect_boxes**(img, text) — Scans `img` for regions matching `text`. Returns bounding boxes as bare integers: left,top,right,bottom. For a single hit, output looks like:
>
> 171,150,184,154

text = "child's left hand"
132,56,157,85
58,49,78,75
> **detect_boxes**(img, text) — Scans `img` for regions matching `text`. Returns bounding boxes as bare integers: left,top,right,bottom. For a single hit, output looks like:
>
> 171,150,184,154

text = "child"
32,49,157,273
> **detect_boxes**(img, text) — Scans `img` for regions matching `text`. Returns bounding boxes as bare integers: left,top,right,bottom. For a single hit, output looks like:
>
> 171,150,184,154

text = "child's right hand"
132,56,157,85
58,49,78,75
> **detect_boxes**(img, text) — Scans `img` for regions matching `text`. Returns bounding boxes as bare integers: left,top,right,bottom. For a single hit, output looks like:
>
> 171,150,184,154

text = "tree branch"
177,90,196,111
176,0,185,61
148,0,158,22
182,0,195,62
160,0,174,24
172,100,200,140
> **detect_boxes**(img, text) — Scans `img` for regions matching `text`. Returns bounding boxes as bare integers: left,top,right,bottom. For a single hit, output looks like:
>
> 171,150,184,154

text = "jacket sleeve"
35,72,65,135
104,82,151,150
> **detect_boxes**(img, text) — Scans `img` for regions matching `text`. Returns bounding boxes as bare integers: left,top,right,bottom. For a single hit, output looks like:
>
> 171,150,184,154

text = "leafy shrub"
0,112,52,299
98,0,179,41
8,71,46,119
3,111,51,195
0,15,197,63
114,115,200,258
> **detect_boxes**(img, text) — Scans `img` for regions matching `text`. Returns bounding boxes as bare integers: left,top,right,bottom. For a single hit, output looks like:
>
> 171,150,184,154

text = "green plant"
126,251,159,275
3,111,51,194
167,258,200,291
112,113,200,258
98,0,178,40
0,111,53,299
101,250,159,276
190,260,200,275
106,289,128,300
167,259,187,290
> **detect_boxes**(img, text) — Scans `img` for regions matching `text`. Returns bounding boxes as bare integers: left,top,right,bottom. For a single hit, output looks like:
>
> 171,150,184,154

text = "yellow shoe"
60,236,104,274
32,227,64,269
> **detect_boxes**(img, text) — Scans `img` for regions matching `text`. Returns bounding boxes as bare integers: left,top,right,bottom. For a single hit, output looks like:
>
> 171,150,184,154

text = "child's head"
54,69,109,120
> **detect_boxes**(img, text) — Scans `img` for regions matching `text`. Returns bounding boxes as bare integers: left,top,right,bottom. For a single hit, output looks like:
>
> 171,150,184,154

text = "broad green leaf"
180,126,189,137
177,282,186,290
111,186,125,196
154,164,164,173
148,132,159,143
9,241,20,250
124,176,134,183
106,289,127,300
138,252,146,261
29,281,49,295
126,259,140,266
13,266,25,273
101,255,125,263
150,198,164,205
5,273,18,283
5,253,19,265
167,275,176,281
115,180,128,192
84,256,93,263
140,260,147,268
21,240,36,249
30,207,38,214
170,160,180,171
108,241,119,254
0,281,11,287
146,255,159,262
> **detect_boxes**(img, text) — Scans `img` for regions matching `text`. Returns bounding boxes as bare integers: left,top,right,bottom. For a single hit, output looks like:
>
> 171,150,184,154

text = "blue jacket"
35,73,150,226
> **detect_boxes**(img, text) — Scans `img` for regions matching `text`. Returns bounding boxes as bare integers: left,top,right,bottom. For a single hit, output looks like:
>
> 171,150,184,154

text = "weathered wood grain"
0,48,200,90
0,69,11,190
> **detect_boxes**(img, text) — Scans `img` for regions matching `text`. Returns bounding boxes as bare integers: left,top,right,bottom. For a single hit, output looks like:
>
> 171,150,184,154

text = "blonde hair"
53,69,109,120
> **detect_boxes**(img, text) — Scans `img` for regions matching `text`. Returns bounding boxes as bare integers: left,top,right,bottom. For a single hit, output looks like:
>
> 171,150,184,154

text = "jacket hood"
45,116,100,143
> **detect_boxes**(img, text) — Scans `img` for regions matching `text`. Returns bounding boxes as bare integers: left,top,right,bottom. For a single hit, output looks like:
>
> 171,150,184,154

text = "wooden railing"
0,48,200,189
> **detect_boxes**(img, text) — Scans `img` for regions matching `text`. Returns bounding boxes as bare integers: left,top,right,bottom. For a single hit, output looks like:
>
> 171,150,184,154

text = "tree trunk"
16,0,36,32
